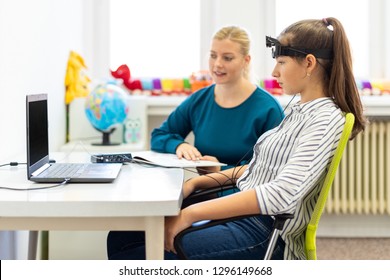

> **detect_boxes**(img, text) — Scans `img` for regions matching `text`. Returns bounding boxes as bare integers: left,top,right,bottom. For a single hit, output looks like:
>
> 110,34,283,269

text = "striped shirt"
237,97,345,259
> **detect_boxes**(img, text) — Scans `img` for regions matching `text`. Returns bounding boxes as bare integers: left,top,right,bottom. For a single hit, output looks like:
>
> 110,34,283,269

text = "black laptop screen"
27,95,49,166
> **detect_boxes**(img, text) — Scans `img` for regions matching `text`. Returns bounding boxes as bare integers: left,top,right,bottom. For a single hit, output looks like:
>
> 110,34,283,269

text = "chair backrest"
305,113,355,260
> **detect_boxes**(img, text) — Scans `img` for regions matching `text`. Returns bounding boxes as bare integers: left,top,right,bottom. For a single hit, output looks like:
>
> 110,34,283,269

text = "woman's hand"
176,143,202,161
196,155,222,175
164,210,192,254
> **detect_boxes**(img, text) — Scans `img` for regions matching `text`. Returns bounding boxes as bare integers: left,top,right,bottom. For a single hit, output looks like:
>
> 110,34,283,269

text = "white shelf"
66,94,390,152
137,94,390,117
60,140,144,153
360,95,390,116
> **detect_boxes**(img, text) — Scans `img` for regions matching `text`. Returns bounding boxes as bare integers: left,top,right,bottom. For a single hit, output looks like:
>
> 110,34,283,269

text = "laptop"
26,93,122,183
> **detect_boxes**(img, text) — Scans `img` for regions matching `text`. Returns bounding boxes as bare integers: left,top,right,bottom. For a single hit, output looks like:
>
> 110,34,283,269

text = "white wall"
0,0,85,159
0,0,85,259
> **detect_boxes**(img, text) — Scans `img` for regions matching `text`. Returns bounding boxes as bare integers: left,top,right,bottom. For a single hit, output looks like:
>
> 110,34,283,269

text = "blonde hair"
213,26,251,79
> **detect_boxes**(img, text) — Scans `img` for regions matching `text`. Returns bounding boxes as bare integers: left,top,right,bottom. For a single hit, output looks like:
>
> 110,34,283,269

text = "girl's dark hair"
278,17,367,139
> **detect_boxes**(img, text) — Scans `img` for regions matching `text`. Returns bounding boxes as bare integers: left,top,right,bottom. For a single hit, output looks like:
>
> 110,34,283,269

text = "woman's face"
271,56,307,95
209,39,248,85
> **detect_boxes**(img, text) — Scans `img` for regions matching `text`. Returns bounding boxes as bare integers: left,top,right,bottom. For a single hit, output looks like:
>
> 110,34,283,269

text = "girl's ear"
305,54,317,72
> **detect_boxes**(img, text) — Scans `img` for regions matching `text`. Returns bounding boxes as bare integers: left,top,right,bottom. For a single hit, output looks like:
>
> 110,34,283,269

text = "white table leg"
144,216,164,260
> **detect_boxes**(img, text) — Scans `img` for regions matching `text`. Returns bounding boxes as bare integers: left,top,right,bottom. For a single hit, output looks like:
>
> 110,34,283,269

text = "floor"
316,238,390,260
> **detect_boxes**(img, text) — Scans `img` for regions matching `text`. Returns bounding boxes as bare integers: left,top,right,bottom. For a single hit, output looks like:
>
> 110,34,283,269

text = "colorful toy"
111,64,142,91
64,50,91,142
189,70,212,92
262,79,282,95
110,64,212,96
123,118,142,143
64,51,90,104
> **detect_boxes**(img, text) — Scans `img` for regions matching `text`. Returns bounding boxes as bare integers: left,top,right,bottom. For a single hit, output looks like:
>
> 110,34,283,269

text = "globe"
85,83,129,145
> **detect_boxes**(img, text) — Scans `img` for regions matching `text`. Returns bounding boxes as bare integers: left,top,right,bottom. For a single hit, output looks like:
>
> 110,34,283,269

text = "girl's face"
209,39,249,85
271,56,308,95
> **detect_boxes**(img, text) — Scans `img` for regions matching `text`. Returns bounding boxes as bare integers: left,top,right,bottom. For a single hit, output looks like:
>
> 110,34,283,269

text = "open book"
131,151,227,168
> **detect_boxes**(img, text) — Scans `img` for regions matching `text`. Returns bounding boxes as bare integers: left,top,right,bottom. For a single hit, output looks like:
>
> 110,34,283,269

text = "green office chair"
305,112,354,259
174,113,355,260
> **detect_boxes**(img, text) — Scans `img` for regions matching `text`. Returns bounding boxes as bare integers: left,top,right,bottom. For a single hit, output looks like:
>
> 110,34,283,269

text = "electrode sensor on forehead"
265,36,333,60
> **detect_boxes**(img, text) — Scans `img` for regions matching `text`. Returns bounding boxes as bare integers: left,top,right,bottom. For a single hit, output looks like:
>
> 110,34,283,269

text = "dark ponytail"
279,17,367,139
325,17,366,139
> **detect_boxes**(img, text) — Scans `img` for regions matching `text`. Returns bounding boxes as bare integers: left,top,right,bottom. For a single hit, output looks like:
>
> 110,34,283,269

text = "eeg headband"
266,36,333,59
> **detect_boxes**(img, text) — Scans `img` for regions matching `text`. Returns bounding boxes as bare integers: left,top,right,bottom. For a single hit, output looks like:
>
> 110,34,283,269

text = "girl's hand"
182,179,196,199
176,143,202,161
164,210,192,254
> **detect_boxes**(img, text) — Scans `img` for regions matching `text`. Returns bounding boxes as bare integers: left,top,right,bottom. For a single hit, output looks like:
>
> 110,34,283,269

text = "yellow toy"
64,51,91,142
64,50,90,105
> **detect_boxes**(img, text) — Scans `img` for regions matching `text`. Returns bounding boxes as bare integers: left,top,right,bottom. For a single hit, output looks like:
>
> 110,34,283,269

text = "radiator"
326,120,390,215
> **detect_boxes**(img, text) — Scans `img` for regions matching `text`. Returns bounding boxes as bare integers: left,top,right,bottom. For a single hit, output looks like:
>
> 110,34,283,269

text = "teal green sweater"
151,84,284,169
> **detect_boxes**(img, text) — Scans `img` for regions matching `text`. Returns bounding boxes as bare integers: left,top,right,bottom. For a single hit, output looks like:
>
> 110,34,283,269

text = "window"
275,0,369,79
110,0,200,78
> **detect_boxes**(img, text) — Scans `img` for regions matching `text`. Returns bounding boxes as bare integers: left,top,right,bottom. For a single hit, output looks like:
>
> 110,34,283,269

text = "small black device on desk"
91,153,132,163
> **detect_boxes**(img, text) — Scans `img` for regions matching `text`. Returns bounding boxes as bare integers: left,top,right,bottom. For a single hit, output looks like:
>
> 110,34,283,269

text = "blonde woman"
151,26,284,173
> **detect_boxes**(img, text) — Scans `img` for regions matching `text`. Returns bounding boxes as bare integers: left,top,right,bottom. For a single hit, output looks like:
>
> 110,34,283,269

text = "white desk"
0,152,184,260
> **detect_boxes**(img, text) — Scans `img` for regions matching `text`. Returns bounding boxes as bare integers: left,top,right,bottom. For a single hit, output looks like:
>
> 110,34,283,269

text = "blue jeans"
107,216,285,260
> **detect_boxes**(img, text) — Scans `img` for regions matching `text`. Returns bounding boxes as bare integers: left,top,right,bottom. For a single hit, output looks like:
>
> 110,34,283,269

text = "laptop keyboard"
45,163,88,178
